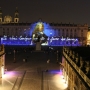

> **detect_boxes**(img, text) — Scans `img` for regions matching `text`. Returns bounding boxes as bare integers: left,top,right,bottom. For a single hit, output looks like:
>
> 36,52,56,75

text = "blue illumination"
1,37,80,46
49,70,60,74
43,23,55,37
30,22,55,37
0,22,80,46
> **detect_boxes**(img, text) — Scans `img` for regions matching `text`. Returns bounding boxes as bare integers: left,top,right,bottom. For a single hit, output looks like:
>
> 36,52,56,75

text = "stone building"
62,46,90,90
87,27,90,45
0,44,5,78
0,7,88,45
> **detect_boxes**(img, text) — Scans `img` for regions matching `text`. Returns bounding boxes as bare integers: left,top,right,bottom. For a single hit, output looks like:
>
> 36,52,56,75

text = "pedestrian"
47,59,50,64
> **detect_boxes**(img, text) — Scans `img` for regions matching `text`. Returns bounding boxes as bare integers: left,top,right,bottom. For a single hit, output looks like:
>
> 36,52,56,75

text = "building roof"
0,22,88,27
0,22,77,26
0,23,32,26
49,23,77,27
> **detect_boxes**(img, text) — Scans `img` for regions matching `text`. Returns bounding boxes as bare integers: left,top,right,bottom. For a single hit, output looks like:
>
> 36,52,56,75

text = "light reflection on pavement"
0,50,67,90
0,70,67,90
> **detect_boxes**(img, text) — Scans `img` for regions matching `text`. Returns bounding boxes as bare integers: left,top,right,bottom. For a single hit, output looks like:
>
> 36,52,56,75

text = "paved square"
0,47,67,90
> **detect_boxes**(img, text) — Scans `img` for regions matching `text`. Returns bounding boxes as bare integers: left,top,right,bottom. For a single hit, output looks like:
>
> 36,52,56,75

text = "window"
7,28,9,35
67,29,68,32
63,29,64,32
0,19,2,22
74,34,76,38
81,30,83,32
70,34,72,38
71,29,72,32
3,32,5,35
16,19,17,22
7,28,9,30
59,30,60,35
3,28,5,32
81,30,83,37
66,34,68,37
75,29,76,32
16,28,17,31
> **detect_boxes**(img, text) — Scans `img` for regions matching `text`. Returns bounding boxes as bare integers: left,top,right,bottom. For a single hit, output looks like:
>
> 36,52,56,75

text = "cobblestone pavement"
0,48,67,90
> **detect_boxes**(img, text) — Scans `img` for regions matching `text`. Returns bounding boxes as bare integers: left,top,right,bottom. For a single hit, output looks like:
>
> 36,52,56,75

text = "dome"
4,15,12,23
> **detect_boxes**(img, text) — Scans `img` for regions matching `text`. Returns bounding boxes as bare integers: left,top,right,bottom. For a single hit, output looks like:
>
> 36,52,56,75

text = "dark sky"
0,0,90,26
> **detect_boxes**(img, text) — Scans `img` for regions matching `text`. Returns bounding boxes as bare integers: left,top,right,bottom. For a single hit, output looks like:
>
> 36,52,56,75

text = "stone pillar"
66,47,69,54
57,50,58,63
64,47,67,52
75,53,79,63
72,51,75,60
36,42,41,50
85,61,90,75
80,57,84,69
69,50,72,57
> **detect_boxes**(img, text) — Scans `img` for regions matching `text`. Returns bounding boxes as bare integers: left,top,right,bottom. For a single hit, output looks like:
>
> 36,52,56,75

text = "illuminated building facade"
0,7,88,46
0,44,5,78
62,46,90,90
87,27,90,45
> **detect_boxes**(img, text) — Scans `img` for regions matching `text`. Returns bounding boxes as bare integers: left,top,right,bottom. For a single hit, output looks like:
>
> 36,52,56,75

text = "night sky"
0,0,90,26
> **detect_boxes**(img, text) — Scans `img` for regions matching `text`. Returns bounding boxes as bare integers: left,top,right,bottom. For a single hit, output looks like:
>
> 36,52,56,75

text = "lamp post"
41,70,48,90
57,50,58,63
41,71,44,90
13,50,16,63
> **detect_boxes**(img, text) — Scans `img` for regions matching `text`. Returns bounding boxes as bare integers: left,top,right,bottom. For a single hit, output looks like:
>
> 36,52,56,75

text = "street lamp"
57,50,58,63
13,50,16,63
41,70,48,90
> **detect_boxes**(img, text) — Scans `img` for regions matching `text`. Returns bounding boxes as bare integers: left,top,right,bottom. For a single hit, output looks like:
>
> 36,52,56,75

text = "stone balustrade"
72,52,75,60
80,57,84,69
85,61,90,75
63,47,90,87
76,57,78,64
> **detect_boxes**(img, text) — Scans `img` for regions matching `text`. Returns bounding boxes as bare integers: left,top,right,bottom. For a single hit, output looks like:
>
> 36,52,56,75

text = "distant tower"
14,7,19,23
0,7,3,23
